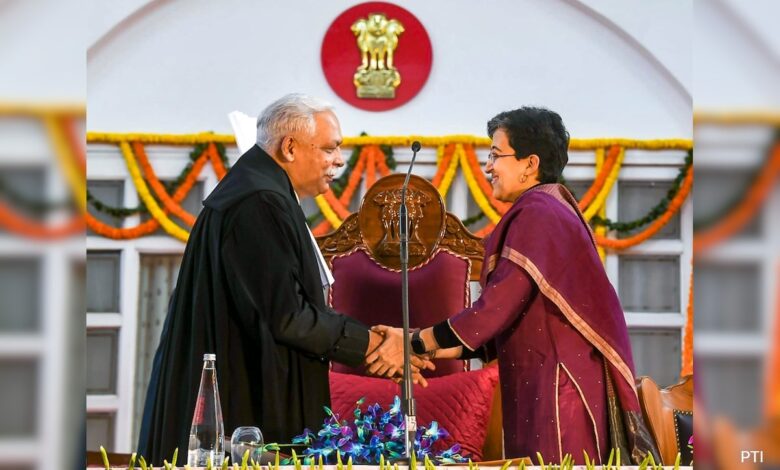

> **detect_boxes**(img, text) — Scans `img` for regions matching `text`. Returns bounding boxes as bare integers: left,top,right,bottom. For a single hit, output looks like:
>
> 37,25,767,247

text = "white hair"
255,93,334,153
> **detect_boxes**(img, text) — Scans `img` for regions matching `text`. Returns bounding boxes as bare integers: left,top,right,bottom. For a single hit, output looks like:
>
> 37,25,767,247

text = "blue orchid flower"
291,395,465,464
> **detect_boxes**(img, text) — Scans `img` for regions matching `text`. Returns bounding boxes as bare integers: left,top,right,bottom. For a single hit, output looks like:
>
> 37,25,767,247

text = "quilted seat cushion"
330,248,470,377
329,366,499,461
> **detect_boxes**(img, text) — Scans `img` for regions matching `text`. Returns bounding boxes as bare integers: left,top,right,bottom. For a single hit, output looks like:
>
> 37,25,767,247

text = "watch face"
411,333,425,354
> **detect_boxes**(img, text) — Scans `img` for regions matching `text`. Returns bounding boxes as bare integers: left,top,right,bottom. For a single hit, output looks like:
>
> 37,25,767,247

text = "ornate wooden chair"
319,174,483,375
318,174,504,460
636,375,693,466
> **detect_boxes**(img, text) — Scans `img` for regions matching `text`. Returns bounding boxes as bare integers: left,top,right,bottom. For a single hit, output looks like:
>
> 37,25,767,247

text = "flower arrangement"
291,396,467,465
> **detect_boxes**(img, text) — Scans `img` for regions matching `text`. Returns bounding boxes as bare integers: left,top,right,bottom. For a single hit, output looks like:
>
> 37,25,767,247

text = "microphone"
402,141,422,195
399,140,421,462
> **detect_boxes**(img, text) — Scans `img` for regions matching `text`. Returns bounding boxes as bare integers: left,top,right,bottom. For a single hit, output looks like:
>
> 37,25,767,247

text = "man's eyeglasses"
487,151,517,164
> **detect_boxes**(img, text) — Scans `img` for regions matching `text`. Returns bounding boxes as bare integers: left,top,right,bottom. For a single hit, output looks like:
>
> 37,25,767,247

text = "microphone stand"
399,141,421,463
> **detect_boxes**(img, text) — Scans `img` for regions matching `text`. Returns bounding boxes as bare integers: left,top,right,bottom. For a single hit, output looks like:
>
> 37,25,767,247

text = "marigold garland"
88,133,693,151
681,269,693,377
87,132,236,145
431,145,453,189
595,165,693,249
366,145,377,189
767,263,780,417
340,147,368,205
62,116,86,173
82,133,692,247
436,144,460,198
0,113,88,240
583,147,625,221
593,151,693,233
46,115,86,212
578,147,618,210
693,140,780,254
315,193,344,229
475,223,495,238
120,142,189,241
208,143,228,179
133,142,202,226
0,201,84,239
594,149,608,263
458,144,502,224
375,145,392,177
85,156,203,239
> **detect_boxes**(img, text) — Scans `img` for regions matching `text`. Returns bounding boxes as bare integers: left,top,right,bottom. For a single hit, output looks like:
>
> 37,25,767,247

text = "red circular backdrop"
321,2,433,112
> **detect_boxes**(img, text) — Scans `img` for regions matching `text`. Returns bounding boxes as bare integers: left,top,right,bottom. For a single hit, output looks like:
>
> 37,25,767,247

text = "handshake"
363,325,436,387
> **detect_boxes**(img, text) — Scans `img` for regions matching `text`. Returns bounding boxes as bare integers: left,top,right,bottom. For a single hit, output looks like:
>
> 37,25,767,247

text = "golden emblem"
351,13,405,99
372,187,431,256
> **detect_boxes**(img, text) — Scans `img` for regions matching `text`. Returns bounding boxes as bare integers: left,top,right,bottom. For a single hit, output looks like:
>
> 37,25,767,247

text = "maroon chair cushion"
330,248,470,377
329,367,499,461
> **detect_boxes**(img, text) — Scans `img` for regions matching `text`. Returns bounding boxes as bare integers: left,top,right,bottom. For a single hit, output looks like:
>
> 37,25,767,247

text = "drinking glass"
230,426,264,464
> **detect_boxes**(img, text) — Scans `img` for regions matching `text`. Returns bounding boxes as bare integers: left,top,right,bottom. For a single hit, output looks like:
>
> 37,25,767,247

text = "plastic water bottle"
187,353,225,466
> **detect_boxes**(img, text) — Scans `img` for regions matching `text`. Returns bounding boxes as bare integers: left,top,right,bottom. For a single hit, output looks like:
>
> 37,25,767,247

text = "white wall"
87,0,692,138
693,0,780,109
0,0,86,101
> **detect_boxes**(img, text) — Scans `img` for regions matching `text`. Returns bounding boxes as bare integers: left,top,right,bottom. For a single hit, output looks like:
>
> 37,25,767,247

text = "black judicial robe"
137,145,369,465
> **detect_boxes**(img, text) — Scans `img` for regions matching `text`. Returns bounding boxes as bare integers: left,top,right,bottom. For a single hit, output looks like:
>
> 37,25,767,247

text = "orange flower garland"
0,115,89,240
0,202,85,239
375,145,392,177
312,146,374,235
595,165,693,249
85,143,210,239
475,223,494,238
365,145,377,189
63,116,86,173
693,141,780,254
578,146,619,210
133,141,208,226
431,144,454,188
340,147,368,205
208,144,228,179
767,263,780,417
681,270,693,376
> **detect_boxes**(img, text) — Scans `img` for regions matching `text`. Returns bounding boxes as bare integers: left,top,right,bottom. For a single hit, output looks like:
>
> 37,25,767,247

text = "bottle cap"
203,353,216,361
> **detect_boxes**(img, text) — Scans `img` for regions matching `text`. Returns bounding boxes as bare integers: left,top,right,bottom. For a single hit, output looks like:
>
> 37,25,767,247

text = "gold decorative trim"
673,409,693,452
447,318,476,352
486,254,498,277
501,246,637,397
555,364,563,463
560,362,603,463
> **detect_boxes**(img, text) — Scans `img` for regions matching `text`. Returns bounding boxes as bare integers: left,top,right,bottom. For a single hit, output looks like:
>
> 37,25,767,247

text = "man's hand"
365,325,435,380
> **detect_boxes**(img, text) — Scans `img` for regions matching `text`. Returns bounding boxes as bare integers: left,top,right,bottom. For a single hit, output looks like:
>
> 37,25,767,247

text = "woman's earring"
521,174,528,184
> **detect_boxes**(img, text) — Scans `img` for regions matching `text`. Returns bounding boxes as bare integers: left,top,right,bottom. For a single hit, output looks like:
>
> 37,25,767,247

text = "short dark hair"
487,107,570,184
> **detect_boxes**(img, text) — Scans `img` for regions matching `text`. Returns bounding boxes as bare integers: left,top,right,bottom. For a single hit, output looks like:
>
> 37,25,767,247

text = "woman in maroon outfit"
369,107,660,465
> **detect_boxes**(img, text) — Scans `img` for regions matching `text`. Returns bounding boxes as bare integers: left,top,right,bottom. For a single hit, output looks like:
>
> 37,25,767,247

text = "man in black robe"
137,94,424,464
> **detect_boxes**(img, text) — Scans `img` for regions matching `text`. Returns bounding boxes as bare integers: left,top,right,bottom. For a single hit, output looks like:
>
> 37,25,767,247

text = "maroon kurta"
448,184,659,464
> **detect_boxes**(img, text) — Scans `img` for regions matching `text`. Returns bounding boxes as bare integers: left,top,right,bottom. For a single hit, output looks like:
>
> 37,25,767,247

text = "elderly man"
138,94,428,465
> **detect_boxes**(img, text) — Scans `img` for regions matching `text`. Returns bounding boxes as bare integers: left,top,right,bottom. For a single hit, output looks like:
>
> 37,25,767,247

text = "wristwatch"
411,329,427,355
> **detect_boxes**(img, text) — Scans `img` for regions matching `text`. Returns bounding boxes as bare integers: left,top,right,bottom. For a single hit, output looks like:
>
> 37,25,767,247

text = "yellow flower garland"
583,147,625,221
694,111,780,126
82,132,692,246
0,102,85,117
119,142,190,242
315,194,343,228
458,144,502,224
45,115,87,212
593,149,607,263
437,145,460,198
87,131,692,151
89,132,236,145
